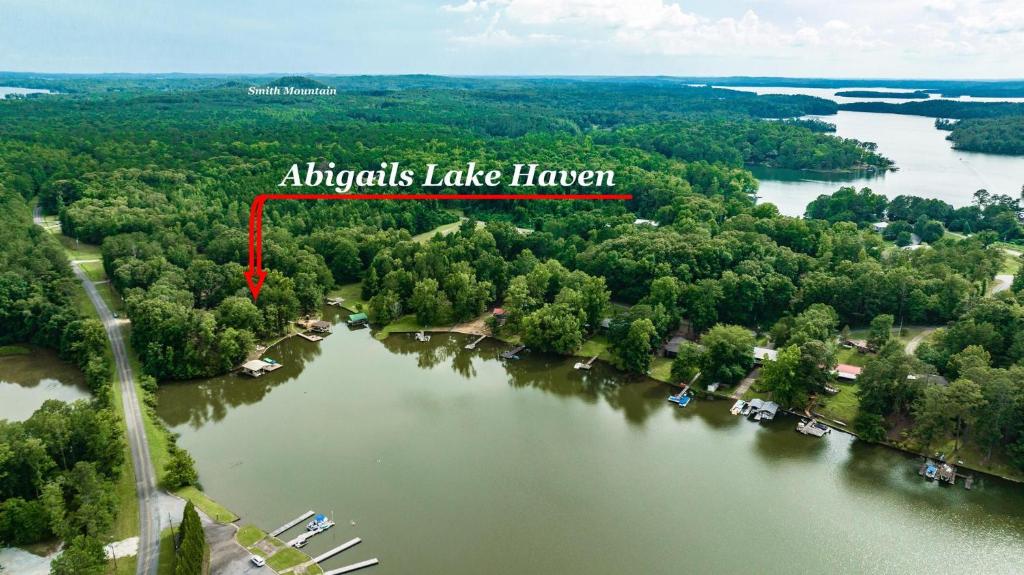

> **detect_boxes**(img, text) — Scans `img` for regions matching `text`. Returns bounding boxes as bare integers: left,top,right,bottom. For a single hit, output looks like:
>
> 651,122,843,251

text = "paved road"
70,260,161,575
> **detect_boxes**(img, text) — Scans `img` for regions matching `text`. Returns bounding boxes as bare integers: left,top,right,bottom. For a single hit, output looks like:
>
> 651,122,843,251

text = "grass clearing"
575,335,613,362
175,486,238,523
648,357,673,383
237,525,267,548
156,527,176,575
266,547,309,572
330,283,368,313
373,314,427,340
817,383,860,425
0,344,30,356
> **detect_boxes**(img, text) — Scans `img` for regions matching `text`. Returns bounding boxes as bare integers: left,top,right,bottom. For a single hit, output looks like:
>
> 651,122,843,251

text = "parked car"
250,555,266,568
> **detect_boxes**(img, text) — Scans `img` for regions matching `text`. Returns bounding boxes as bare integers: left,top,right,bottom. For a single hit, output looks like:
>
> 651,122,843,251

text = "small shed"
311,320,332,333
492,307,507,318
346,312,369,327
241,359,271,377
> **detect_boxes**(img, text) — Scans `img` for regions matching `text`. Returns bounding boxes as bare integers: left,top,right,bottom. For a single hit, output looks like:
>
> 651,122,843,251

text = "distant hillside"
265,76,330,89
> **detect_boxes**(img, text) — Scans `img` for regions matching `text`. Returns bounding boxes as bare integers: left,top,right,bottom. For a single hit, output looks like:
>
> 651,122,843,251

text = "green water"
0,347,89,422
156,307,1024,575
724,87,1024,217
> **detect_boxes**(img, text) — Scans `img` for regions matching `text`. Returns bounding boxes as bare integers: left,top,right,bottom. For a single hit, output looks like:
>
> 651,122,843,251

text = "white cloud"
438,0,1024,73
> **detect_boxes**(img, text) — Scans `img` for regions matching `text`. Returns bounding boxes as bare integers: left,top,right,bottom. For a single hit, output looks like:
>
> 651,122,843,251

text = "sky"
2,0,1023,78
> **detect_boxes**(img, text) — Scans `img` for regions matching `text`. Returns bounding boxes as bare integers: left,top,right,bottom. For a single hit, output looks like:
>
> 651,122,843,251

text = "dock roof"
242,359,270,371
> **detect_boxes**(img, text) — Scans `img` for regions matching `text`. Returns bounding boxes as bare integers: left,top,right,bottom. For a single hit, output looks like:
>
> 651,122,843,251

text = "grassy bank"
236,526,323,575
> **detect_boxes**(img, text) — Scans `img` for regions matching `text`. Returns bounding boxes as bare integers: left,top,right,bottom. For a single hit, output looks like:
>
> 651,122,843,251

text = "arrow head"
244,269,267,300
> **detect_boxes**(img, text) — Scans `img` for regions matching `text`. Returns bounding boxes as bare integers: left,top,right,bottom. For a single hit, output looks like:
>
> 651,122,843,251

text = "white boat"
730,400,747,415
740,402,753,416
415,331,431,342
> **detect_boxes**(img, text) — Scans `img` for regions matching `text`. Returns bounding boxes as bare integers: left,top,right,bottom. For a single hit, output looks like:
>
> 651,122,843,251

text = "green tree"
521,304,584,355
164,449,199,490
700,324,755,386
50,535,106,575
670,342,703,384
868,314,894,350
759,345,805,407
613,319,658,374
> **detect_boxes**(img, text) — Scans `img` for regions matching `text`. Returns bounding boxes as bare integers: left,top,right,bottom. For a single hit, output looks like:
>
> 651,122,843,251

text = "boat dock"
574,356,598,370
312,538,362,564
465,335,487,350
298,332,324,342
501,345,526,360
270,510,315,537
324,559,380,575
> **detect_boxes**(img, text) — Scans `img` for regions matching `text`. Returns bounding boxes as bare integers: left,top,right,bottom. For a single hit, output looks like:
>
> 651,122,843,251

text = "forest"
1,73,1024,536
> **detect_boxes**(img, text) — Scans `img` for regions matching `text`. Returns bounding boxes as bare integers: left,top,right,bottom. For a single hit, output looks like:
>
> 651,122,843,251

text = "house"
310,320,332,334
834,364,863,381
492,307,507,326
346,312,369,327
662,335,688,358
871,221,889,233
241,359,271,377
907,373,949,386
842,338,873,354
753,346,778,365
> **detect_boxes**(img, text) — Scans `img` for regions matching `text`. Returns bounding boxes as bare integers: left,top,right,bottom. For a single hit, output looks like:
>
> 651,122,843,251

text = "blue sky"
2,0,1022,77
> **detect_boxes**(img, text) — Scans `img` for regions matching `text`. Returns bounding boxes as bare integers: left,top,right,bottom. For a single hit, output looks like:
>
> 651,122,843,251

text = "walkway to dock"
465,334,487,350
324,558,380,574
313,538,362,564
269,510,315,537
574,356,598,370
731,368,760,399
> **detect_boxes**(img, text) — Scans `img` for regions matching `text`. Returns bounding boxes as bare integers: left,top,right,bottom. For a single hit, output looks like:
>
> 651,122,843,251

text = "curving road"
34,205,161,575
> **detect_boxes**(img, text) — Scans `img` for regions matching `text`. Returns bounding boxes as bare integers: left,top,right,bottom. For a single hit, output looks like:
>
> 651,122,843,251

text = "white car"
250,555,266,568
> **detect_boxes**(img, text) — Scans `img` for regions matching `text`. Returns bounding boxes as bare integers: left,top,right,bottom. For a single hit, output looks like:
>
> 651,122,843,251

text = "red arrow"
244,192,632,300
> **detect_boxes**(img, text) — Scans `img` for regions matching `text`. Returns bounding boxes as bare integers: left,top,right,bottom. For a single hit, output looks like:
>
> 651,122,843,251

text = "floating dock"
465,335,487,350
414,331,431,342
298,332,324,342
312,538,362,564
574,356,598,370
269,510,315,537
324,559,380,575
501,345,526,359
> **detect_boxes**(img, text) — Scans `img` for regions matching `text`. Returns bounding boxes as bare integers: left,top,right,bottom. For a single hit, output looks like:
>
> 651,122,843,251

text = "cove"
156,306,1024,575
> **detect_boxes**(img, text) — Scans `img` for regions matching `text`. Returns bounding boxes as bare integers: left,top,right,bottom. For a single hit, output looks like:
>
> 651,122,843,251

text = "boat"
306,514,334,532
740,402,753,416
924,464,938,480
414,330,431,342
676,395,692,407
730,400,747,415
797,419,830,437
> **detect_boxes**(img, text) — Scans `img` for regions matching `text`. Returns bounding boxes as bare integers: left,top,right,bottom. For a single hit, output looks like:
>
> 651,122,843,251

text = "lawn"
330,283,368,313
236,525,267,548
373,314,427,340
176,486,239,523
816,383,860,426
56,234,103,261
0,344,30,356
266,547,310,572
575,335,613,362
648,357,673,383
156,527,176,575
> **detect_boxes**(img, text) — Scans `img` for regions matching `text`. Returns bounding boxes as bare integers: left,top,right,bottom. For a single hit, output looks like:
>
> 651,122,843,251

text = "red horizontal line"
260,193,632,201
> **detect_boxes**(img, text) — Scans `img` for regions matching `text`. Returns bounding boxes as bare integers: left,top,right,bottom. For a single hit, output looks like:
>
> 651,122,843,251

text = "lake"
0,348,90,421
157,307,1024,575
0,86,53,98
712,87,1024,217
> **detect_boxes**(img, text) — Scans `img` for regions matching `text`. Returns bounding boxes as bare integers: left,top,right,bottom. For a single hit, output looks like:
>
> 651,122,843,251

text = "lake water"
0,348,90,421
751,110,1024,217
0,86,53,98
157,307,1024,575
720,85,1024,105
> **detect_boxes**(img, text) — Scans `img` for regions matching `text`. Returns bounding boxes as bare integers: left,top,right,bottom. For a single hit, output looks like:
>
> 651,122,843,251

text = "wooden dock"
298,332,324,342
574,356,598,370
465,334,486,350
312,537,362,564
270,510,315,537
501,345,527,360
324,559,380,575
